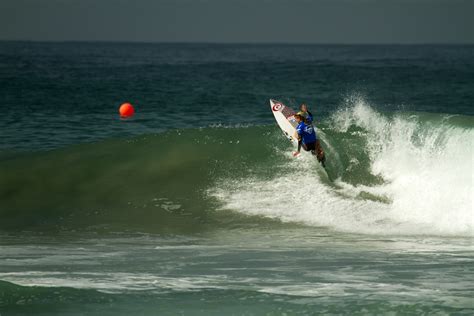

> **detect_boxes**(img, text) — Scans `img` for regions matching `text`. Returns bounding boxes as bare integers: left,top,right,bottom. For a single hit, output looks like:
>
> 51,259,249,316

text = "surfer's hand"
292,151,300,157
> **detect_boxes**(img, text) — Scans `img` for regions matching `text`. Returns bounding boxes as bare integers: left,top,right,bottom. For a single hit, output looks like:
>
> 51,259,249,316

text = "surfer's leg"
304,142,315,153
315,140,326,167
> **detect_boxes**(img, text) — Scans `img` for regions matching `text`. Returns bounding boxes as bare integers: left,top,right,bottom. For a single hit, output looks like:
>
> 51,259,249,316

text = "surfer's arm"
294,131,302,155
294,131,301,141
306,110,313,124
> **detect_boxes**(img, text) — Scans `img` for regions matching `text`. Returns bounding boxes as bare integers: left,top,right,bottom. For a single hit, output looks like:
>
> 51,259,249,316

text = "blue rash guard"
296,121,317,144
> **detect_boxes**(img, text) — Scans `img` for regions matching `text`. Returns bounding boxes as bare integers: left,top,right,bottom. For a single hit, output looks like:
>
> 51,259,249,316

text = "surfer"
293,113,326,167
295,103,314,153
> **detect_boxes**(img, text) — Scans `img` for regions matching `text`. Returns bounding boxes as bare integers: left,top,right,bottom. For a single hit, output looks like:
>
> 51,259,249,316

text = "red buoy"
119,103,135,118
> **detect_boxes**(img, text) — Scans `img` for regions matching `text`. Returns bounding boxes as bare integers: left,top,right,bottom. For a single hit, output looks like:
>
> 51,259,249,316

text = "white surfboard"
270,99,298,144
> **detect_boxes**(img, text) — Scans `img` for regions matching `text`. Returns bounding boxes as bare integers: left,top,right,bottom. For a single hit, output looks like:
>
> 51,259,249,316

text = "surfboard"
269,99,298,144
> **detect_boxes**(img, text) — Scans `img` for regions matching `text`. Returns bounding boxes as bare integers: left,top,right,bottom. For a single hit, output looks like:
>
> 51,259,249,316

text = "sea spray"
331,99,473,235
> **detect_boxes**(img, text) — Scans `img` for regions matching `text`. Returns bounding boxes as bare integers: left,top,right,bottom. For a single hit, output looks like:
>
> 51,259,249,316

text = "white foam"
210,99,474,236
0,271,261,294
335,99,474,235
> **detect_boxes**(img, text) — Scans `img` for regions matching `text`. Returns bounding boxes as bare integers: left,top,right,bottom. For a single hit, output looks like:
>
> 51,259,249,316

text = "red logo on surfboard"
272,103,283,111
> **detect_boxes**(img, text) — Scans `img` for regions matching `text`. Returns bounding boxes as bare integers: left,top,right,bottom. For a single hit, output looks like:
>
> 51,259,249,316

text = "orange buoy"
119,103,135,118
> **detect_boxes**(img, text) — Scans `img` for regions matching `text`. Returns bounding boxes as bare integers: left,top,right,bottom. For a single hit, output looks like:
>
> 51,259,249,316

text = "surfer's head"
294,114,304,122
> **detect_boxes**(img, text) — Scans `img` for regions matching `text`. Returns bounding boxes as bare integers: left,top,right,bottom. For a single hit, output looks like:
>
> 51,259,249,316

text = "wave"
1,100,472,236
210,98,474,236
0,125,289,233
0,279,109,307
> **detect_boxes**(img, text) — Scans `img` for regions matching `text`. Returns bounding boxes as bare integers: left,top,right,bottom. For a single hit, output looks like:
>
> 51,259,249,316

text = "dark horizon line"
1,39,473,46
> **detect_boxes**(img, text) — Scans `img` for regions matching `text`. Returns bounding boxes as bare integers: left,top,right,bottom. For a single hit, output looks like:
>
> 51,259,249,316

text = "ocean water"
0,42,473,315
